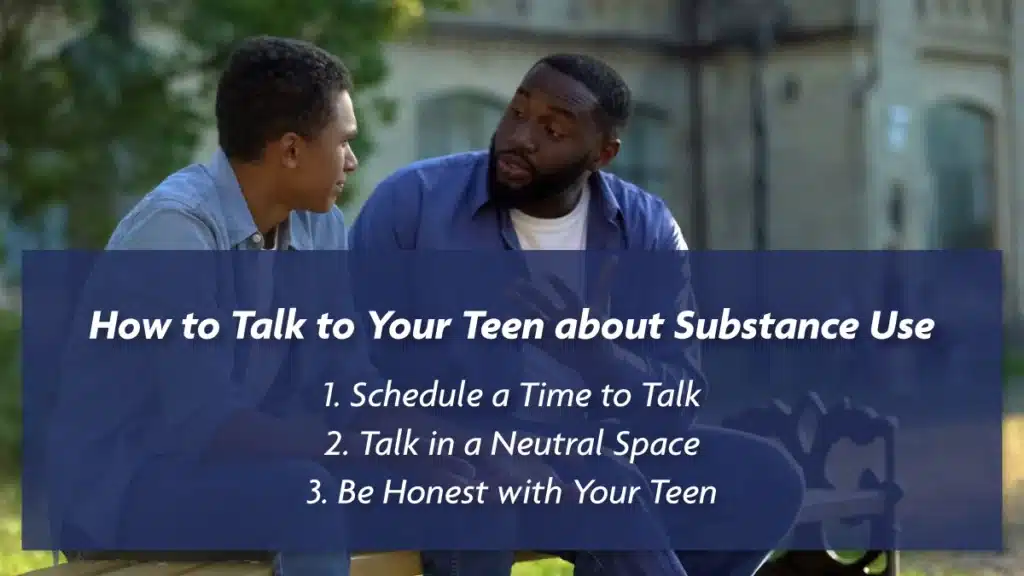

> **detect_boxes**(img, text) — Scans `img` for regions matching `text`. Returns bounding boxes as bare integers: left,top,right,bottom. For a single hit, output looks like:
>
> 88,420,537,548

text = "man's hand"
511,256,619,369
513,255,618,320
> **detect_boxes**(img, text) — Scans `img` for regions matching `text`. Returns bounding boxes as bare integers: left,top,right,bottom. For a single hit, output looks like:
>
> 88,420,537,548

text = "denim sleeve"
304,206,390,426
347,176,422,385
348,172,419,251
652,210,705,400
92,207,243,454
588,206,706,430
107,205,217,250
637,208,705,426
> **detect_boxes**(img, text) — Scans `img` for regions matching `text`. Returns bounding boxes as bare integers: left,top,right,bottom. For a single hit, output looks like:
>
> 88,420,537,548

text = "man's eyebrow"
517,87,578,120
549,104,578,120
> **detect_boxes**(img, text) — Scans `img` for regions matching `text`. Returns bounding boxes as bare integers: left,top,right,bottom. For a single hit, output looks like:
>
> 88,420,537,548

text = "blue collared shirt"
108,149,347,251
49,149,350,546
348,151,702,427
348,151,687,251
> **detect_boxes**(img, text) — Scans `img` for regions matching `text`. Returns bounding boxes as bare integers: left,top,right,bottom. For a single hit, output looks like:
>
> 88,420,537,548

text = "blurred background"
1,0,1023,573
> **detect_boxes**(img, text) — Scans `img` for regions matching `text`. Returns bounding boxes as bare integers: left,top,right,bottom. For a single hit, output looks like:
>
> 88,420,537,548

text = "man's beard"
487,137,590,210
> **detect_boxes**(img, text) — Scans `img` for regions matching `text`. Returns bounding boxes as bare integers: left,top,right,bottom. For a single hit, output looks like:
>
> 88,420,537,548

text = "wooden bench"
23,393,901,576
24,552,548,576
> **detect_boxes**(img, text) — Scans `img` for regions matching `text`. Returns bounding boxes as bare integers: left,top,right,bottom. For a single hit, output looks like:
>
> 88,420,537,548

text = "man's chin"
306,195,339,214
488,191,523,209
497,175,536,190
489,181,533,206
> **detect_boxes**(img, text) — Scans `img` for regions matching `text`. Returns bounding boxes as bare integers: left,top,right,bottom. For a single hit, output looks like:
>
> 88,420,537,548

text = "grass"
0,483,49,576
511,558,573,576
1008,353,1024,384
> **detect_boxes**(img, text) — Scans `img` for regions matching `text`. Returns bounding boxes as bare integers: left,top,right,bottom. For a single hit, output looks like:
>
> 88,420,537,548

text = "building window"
887,180,906,241
924,101,995,249
416,91,506,159
605,105,670,196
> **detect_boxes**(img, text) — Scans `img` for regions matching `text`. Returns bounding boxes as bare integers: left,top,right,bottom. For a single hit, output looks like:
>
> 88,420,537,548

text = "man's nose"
344,150,359,173
508,123,537,154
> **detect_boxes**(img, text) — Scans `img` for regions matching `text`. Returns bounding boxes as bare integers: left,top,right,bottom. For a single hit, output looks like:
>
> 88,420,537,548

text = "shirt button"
251,233,262,244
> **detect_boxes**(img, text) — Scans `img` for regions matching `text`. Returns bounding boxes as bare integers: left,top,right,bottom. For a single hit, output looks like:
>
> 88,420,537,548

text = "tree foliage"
0,0,461,249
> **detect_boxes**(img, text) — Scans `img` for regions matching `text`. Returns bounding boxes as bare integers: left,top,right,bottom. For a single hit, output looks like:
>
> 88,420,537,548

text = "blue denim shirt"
50,149,350,546
108,149,347,252
348,151,687,252
348,151,703,427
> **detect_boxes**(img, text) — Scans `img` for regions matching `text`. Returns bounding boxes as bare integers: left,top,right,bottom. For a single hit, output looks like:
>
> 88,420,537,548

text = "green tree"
0,0,461,249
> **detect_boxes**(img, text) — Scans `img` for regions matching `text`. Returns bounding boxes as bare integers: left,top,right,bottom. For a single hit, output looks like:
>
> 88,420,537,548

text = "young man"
349,54,805,576
51,36,373,576
52,36,532,576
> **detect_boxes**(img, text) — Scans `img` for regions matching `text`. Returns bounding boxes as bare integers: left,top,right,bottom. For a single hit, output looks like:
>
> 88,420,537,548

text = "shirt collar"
468,152,623,224
287,213,314,250
208,148,259,247
207,148,314,250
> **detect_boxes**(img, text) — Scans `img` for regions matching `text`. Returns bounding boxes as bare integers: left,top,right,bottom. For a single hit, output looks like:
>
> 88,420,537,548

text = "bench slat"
347,551,552,576
102,564,213,575
23,561,131,576
799,490,885,524
352,552,420,576
154,563,268,576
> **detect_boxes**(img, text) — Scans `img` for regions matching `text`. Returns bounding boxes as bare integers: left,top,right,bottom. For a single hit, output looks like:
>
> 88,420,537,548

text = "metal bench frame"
724,392,902,576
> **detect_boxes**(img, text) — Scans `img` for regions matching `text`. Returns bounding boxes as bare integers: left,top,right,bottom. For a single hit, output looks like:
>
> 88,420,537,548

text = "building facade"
11,1,1019,310
303,0,1021,312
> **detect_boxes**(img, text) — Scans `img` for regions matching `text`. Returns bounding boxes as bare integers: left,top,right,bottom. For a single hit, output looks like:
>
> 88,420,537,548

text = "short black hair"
537,53,632,136
215,36,353,162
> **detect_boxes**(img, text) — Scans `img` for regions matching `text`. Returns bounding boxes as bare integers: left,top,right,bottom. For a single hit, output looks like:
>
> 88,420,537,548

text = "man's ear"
277,133,301,169
594,139,621,170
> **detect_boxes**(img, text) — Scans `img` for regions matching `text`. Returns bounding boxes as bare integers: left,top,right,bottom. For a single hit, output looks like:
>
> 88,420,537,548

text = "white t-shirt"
509,186,590,422
509,188,589,252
